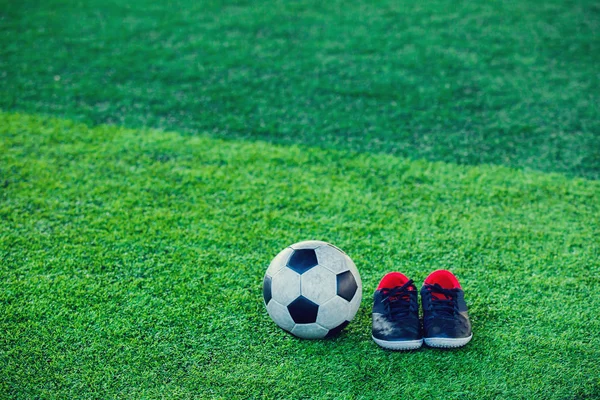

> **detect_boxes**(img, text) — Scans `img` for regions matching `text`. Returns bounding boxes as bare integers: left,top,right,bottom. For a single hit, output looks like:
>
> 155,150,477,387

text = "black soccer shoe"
421,270,472,348
372,272,422,350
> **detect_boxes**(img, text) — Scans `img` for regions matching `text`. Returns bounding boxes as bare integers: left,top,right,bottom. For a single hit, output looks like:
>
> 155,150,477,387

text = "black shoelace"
424,283,459,317
381,280,416,320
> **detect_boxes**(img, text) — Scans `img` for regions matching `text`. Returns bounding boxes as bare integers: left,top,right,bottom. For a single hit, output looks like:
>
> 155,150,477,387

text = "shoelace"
380,280,416,320
424,283,459,317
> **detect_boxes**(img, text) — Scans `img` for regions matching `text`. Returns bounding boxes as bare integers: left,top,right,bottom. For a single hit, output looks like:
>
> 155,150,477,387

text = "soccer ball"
262,240,362,339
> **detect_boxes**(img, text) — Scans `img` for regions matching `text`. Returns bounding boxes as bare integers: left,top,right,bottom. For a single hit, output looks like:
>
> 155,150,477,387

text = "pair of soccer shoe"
372,269,472,350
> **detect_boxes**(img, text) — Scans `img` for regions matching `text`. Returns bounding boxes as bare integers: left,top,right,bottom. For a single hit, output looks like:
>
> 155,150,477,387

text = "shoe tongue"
384,283,414,302
427,284,452,301
431,292,450,301
388,293,408,302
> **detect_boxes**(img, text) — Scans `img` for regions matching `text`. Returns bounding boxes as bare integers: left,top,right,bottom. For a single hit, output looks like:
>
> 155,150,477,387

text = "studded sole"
372,336,423,351
424,334,472,349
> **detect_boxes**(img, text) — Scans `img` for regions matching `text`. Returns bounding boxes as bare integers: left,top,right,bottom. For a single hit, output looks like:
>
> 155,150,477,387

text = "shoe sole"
372,336,423,350
424,334,472,349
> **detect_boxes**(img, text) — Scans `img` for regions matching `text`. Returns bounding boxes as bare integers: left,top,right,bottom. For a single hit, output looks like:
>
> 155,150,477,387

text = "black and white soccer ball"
262,240,362,339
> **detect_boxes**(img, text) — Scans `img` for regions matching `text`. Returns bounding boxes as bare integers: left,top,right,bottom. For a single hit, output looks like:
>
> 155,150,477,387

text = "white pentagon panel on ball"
291,323,329,339
290,240,328,250
315,245,349,274
326,242,347,255
271,267,301,306
266,300,295,332
346,287,363,321
300,265,337,304
317,296,350,329
265,247,294,277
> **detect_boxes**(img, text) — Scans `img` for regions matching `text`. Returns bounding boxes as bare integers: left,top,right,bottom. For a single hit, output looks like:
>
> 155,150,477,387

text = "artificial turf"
2,0,600,397
1,112,599,398
1,0,599,178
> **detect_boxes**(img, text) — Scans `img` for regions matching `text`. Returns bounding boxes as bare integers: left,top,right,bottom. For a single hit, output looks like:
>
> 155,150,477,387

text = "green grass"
1,111,599,398
2,0,600,397
1,0,599,178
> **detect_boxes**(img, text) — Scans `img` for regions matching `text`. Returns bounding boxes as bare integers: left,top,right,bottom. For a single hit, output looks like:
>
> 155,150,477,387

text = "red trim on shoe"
423,270,461,289
377,272,414,290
